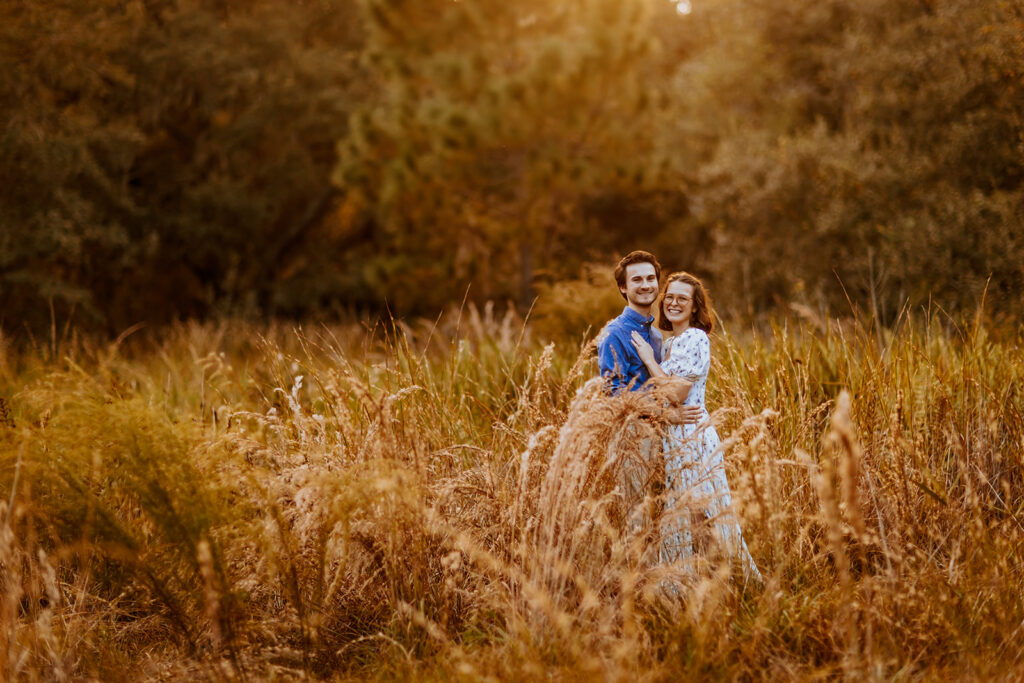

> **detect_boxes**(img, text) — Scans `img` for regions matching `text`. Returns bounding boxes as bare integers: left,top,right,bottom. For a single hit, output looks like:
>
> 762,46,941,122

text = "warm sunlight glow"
676,0,692,15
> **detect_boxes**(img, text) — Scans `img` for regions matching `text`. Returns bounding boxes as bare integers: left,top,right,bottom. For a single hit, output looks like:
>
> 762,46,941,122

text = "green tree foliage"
1,0,364,331
336,0,690,312
675,0,1024,320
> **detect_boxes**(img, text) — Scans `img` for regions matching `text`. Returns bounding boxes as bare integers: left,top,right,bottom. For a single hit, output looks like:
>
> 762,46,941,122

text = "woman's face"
662,281,695,327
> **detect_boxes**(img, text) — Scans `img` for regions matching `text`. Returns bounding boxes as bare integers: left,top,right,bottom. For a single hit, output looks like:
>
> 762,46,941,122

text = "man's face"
620,262,659,309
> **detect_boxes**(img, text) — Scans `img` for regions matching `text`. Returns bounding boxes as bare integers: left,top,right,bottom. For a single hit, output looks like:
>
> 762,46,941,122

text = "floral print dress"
660,328,760,580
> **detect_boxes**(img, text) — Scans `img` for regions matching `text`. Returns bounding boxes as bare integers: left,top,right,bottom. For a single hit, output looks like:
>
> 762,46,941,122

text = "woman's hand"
630,331,657,366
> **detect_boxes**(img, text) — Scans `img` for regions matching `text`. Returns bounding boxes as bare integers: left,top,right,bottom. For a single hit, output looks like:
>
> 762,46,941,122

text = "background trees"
335,0,690,311
676,0,1024,320
1,0,364,331
2,0,1021,332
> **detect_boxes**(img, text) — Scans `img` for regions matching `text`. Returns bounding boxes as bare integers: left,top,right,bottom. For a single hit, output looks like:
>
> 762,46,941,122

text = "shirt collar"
622,306,654,327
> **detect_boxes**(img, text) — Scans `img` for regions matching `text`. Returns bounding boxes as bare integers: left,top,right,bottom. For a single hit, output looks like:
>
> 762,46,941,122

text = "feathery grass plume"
0,501,20,677
819,389,872,676
827,391,869,543
196,539,222,652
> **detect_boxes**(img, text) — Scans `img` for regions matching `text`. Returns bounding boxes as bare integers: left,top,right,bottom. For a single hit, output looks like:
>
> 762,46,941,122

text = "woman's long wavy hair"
657,272,715,334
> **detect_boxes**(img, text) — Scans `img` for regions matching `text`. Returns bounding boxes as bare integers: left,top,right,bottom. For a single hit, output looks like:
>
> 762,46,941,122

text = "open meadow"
1,306,1022,680
4,0,1022,679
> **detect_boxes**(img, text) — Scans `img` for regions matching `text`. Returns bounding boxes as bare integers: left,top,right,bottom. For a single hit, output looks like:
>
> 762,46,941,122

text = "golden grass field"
1,305,1022,680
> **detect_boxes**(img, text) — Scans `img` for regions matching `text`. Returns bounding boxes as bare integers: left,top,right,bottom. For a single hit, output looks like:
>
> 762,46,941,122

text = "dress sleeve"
665,329,709,380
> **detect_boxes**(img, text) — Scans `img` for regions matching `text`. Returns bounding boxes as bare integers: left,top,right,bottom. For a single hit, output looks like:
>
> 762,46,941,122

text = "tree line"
2,0,1021,333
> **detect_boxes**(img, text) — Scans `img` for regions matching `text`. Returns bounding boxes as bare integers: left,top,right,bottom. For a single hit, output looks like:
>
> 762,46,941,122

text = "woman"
629,272,761,581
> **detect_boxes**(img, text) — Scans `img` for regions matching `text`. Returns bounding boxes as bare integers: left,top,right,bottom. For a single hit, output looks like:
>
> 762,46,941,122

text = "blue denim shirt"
598,306,663,395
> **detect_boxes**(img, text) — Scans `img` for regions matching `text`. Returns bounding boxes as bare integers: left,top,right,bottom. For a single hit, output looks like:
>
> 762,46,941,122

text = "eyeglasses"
663,295,691,305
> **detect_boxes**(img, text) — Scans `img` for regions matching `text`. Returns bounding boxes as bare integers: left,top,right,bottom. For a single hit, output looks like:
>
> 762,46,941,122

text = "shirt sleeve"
670,329,710,380
649,328,663,364
598,330,632,394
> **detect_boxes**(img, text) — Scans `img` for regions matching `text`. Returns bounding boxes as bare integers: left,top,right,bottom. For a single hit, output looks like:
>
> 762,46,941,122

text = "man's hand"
676,404,703,425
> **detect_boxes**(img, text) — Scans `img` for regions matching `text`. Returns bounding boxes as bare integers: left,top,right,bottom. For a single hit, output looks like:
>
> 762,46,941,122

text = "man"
599,250,664,395
598,250,701,536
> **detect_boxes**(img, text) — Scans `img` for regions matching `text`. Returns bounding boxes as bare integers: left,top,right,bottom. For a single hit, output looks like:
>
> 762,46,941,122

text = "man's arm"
639,377,702,424
662,376,701,424
598,332,631,394
636,376,693,419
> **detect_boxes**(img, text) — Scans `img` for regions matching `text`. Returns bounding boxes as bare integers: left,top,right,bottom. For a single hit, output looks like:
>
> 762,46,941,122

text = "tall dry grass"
0,305,1022,680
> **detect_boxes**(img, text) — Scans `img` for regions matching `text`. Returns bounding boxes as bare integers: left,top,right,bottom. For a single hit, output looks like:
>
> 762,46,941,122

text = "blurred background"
2,0,1022,335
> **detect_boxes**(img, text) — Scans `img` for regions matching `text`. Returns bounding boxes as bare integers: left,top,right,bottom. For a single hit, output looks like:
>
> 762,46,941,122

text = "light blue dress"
660,328,761,580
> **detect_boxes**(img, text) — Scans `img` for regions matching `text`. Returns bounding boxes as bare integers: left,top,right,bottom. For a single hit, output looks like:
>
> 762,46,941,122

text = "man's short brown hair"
614,250,662,300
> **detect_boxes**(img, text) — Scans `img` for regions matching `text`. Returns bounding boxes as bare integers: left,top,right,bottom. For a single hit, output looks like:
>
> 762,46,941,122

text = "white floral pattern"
660,328,761,580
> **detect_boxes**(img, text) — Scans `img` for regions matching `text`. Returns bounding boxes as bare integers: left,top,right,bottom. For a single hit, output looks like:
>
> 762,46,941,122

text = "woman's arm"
630,331,693,404
630,331,667,377
632,330,702,424
649,375,693,404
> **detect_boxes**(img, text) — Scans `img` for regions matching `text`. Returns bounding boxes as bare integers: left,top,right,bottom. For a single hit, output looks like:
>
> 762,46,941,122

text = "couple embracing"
597,250,760,582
